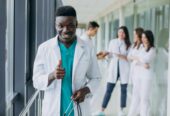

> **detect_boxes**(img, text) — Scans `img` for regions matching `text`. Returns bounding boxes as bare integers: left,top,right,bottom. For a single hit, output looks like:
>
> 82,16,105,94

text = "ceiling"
62,0,116,24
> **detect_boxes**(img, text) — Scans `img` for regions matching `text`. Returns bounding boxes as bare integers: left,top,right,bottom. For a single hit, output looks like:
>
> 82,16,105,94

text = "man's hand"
144,63,150,69
48,60,65,86
72,87,90,103
54,60,65,79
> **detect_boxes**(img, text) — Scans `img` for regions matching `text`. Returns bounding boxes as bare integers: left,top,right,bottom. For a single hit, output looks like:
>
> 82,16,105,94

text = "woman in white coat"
128,30,156,116
127,27,144,115
97,26,131,116
128,27,144,86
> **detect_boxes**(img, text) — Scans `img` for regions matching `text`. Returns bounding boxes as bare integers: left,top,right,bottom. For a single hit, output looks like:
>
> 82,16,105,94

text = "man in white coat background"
32,6,101,116
80,21,99,47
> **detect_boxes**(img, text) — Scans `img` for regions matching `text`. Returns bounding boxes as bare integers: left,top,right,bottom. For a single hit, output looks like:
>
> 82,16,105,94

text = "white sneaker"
92,111,105,116
118,110,126,116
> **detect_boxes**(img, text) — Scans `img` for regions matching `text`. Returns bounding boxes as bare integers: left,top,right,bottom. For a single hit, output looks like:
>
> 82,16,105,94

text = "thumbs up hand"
54,60,65,79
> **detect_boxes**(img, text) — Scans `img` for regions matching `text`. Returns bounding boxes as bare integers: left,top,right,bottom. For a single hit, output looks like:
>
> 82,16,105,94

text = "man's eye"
57,24,76,29
68,25,76,28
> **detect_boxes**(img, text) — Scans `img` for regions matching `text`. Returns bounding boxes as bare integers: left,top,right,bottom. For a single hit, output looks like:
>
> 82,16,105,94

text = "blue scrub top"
59,39,77,116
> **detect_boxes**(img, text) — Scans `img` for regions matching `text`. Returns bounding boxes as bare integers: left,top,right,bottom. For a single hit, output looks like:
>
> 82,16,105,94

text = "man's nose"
63,26,69,32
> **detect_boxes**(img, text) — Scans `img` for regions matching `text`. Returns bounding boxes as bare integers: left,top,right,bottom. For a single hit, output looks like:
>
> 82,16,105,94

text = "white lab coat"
107,38,130,84
80,33,98,57
128,46,156,116
80,33,95,50
80,33,92,45
32,35,101,116
136,46,156,79
127,45,141,85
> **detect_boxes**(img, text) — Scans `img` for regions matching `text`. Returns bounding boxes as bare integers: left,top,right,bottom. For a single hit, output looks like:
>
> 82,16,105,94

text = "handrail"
12,92,19,103
19,90,41,116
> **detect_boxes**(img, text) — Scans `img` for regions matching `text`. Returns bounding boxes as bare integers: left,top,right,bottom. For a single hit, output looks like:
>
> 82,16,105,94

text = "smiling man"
32,6,101,116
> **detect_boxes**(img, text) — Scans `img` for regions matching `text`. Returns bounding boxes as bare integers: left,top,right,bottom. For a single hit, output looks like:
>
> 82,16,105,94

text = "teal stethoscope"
63,98,82,116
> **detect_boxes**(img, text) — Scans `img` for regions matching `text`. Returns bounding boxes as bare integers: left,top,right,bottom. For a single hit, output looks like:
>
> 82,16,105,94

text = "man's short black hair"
88,21,99,29
55,6,77,17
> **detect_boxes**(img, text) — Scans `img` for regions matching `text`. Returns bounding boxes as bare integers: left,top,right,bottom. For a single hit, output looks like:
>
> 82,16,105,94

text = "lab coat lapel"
72,39,85,85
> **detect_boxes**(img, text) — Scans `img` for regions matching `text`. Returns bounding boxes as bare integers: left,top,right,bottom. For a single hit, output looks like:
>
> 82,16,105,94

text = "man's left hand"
72,87,90,103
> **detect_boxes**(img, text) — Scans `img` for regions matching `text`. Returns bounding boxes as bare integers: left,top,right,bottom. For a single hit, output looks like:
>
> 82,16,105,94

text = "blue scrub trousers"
102,60,127,108
102,82,127,108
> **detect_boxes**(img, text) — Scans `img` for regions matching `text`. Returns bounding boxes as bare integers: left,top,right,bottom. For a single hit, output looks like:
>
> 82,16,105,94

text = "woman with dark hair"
133,28,144,49
96,26,131,116
128,27,144,85
128,30,156,116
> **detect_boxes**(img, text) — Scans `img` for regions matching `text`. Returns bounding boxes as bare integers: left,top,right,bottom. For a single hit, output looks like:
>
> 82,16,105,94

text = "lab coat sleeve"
106,40,115,59
32,44,50,90
139,48,156,64
86,47,101,94
127,47,133,61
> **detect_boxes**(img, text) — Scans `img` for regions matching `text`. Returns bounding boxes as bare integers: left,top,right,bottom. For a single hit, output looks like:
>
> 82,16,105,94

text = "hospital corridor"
0,0,170,116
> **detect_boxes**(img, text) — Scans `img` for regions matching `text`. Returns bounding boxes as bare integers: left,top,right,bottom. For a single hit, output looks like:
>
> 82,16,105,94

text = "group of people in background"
85,24,156,116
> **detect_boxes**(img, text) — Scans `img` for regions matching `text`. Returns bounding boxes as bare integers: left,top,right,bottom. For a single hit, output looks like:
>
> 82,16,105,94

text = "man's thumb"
58,60,62,67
